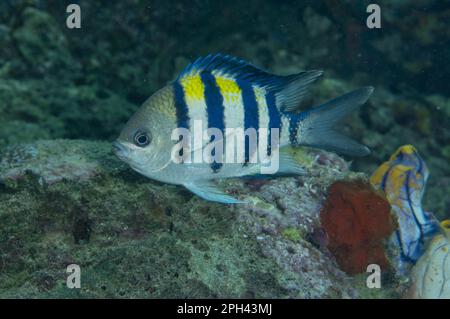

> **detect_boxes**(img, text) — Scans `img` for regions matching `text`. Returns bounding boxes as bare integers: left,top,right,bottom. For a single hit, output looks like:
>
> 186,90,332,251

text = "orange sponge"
320,180,396,275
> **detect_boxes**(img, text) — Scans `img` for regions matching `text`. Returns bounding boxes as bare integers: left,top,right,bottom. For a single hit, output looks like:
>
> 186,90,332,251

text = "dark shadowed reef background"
1,0,448,215
0,0,449,298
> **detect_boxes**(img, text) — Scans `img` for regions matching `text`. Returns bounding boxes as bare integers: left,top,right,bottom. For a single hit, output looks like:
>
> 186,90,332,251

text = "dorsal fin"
177,53,273,83
275,69,323,112
177,54,322,107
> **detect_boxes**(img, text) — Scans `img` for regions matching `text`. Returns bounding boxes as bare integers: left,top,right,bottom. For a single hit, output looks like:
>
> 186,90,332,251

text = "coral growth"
370,145,439,275
1,140,380,298
407,220,450,299
320,180,396,275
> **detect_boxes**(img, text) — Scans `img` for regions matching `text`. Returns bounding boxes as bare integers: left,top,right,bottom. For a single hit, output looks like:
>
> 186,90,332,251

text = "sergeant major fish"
113,54,373,204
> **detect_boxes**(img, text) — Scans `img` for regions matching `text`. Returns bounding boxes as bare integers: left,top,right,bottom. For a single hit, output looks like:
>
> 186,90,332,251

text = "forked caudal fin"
297,86,374,156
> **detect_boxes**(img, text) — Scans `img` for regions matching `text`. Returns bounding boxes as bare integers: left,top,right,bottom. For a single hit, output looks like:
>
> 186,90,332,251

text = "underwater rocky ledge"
0,139,398,298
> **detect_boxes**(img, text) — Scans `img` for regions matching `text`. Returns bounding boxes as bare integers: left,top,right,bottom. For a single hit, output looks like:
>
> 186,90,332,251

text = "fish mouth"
112,140,130,160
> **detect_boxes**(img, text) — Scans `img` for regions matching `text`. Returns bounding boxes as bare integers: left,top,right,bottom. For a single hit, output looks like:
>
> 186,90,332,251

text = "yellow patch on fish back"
214,76,241,105
180,74,205,102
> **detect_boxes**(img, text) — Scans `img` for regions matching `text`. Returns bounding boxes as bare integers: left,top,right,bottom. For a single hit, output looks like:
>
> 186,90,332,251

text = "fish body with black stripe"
113,54,373,204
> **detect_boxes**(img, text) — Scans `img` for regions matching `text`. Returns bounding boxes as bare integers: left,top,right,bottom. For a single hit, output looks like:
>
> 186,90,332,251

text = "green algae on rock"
0,139,397,298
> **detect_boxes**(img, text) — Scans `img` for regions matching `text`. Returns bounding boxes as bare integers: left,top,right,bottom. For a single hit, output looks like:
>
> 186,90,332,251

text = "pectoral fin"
184,180,246,204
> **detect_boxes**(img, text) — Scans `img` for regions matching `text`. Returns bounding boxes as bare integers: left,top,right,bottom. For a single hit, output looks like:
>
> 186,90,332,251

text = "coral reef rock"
0,140,393,298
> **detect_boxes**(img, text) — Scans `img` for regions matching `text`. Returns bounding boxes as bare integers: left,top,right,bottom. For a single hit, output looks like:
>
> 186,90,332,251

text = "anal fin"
184,180,246,204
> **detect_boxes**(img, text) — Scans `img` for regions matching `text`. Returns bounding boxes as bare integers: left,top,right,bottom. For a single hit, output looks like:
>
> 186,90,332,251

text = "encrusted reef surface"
1,2,449,221
0,140,396,298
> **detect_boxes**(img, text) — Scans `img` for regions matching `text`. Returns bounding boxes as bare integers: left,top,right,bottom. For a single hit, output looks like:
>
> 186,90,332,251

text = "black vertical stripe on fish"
266,91,281,156
173,81,190,159
236,79,259,164
200,71,224,173
173,81,190,130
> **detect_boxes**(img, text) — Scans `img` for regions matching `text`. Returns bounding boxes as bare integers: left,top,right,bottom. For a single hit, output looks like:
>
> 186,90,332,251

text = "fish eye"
133,130,151,147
